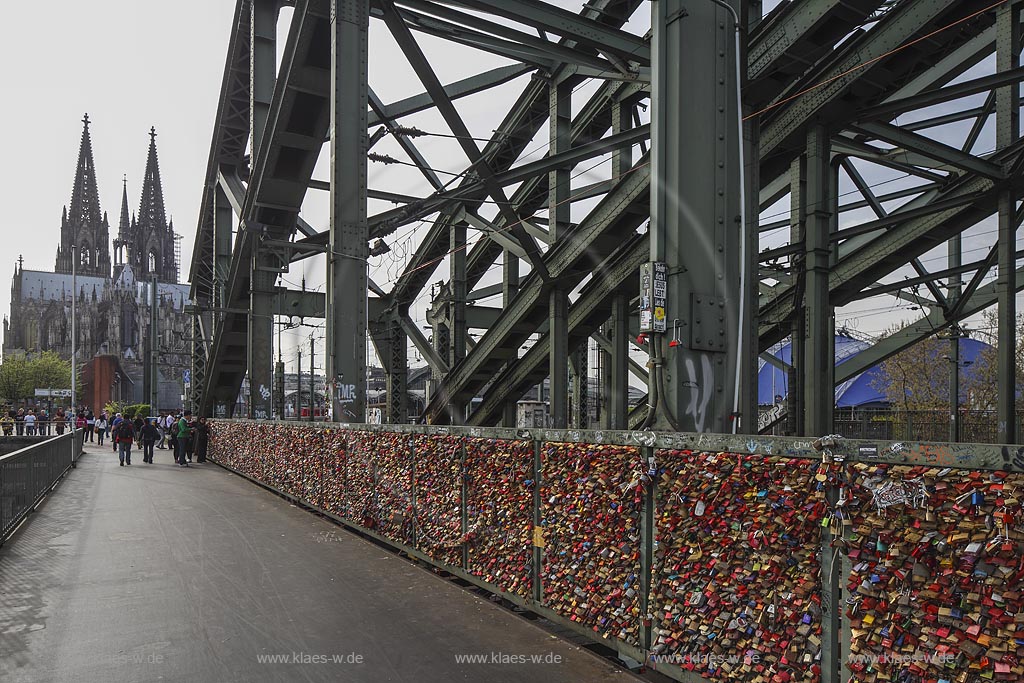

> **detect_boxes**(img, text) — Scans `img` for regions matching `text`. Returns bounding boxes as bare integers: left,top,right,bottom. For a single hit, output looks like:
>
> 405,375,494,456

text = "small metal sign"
639,261,667,332
35,388,72,398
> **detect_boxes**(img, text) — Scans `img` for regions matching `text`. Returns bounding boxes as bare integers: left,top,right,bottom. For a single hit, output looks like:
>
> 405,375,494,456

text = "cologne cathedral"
2,115,191,411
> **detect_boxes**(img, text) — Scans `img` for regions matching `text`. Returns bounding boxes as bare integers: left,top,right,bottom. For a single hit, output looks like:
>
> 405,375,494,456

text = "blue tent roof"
757,335,992,407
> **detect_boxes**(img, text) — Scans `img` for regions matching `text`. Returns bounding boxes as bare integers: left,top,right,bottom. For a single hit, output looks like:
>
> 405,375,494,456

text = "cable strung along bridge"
189,0,1024,440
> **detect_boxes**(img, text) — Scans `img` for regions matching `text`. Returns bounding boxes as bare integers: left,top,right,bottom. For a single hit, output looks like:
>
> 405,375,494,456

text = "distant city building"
2,115,190,411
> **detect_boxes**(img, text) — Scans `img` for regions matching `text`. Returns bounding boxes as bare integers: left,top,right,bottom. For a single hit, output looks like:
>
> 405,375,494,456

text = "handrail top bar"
214,419,1024,473
0,431,75,465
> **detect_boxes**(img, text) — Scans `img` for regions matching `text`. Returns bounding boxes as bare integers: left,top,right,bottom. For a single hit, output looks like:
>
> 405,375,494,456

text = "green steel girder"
850,121,1006,180
467,234,648,426
189,0,1024,430
380,0,551,282
857,66,1024,122
202,0,327,412
436,0,650,66
314,120,650,244
836,261,1024,383
366,64,533,128
422,157,650,423
746,0,881,104
758,143,1024,348
462,80,648,293
392,9,580,71
368,88,444,192
396,0,634,74
759,0,996,184
851,250,1024,301
189,0,252,306
274,287,326,318
378,0,645,312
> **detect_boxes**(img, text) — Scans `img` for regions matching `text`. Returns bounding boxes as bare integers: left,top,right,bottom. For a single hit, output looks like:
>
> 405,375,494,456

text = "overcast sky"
0,1,236,336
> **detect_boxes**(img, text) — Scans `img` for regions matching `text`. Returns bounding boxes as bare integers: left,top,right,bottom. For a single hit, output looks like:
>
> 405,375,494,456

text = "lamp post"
71,245,77,414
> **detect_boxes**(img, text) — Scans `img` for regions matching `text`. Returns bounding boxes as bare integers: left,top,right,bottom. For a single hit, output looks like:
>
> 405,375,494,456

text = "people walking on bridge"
193,416,210,463
184,414,197,462
24,409,36,435
110,413,123,452
85,410,95,442
141,418,160,464
175,411,193,467
157,413,168,449
55,409,65,435
15,408,24,436
1,412,13,436
95,414,108,446
114,418,134,466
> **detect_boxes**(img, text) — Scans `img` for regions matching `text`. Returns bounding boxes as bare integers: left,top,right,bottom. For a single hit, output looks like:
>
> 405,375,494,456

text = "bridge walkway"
0,441,632,683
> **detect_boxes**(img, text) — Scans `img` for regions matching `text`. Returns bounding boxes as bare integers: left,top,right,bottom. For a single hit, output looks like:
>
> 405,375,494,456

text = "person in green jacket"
175,410,193,467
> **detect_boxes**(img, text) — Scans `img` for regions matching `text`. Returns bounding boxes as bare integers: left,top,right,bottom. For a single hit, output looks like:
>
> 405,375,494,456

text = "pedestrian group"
107,409,209,467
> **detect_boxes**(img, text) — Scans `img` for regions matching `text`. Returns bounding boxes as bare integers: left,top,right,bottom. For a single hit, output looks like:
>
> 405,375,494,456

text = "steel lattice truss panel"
189,0,1024,433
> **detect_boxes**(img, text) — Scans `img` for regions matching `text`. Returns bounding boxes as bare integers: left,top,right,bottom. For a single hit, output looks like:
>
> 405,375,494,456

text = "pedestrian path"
0,441,633,682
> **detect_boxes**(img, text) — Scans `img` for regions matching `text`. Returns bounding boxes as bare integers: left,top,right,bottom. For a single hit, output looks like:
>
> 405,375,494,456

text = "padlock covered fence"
208,420,1024,683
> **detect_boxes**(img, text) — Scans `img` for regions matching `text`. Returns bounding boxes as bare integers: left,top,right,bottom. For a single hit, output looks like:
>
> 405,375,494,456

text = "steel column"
327,0,369,423
787,156,806,435
250,0,278,158
388,317,409,424
740,12,759,435
449,219,468,423
191,313,206,414
609,293,629,430
611,99,632,179
803,126,834,437
430,321,450,408
949,234,962,443
650,0,743,432
570,345,588,429
214,184,233,316
548,78,572,429
607,97,633,431
501,249,519,428
275,358,285,419
997,0,1021,444
548,291,569,428
248,244,275,420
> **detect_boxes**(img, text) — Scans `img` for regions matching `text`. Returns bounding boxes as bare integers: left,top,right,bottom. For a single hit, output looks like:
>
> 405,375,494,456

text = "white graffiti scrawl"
684,354,714,433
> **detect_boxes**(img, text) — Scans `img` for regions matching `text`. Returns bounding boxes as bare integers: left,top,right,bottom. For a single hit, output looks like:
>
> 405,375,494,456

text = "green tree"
105,400,129,417
0,356,33,402
29,351,72,392
871,333,951,411
963,311,1024,410
871,311,1024,412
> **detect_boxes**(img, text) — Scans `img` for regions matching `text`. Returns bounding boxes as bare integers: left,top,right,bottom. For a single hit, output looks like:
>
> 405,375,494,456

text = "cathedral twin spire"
56,115,178,283
55,114,110,277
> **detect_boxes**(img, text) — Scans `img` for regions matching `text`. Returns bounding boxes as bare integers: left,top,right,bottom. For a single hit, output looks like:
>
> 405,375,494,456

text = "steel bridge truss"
190,0,1024,440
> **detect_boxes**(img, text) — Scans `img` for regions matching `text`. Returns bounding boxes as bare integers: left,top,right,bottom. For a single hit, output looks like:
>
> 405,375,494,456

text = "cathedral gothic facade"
2,115,191,411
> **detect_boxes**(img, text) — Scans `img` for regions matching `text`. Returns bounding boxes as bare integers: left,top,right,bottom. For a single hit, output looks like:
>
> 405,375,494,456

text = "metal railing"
0,429,84,546
209,419,1023,683
833,408,1024,443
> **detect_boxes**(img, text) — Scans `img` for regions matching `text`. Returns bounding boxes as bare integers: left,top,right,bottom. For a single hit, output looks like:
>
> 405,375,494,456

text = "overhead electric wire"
378,154,643,286
744,0,1010,121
